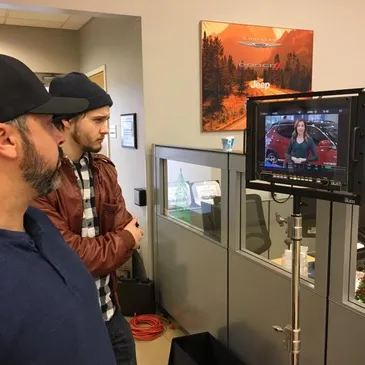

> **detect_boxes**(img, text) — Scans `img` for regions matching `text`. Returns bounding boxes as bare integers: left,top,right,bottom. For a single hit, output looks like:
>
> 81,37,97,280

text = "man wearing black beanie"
33,72,142,365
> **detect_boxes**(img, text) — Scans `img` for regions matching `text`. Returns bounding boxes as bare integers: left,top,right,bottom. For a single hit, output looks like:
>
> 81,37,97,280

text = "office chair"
245,194,272,255
201,199,221,241
200,194,271,255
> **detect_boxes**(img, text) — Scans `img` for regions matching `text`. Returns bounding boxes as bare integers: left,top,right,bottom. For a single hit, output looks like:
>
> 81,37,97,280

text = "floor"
126,317,185,365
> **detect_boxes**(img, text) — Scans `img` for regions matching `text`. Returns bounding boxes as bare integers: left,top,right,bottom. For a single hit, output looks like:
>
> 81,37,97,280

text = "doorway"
86,65,109,157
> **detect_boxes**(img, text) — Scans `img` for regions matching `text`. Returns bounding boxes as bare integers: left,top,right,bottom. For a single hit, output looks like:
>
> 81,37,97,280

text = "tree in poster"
202,32,228,116
227,55,236,94
263,51,312,92
202,32,252,127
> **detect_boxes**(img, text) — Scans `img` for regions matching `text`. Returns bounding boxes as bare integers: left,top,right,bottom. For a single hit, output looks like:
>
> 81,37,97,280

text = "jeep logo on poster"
250,81,270,89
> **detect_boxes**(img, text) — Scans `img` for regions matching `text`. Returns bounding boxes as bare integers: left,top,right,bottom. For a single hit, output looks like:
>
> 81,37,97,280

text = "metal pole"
272,195,302,365
289,213,302,365
288,195,302,365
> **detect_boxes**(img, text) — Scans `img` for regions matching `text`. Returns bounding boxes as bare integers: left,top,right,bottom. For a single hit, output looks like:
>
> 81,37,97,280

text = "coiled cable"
129,314,169,341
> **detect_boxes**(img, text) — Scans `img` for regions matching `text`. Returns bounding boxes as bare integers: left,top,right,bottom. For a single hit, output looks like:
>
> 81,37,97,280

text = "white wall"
4,0,365,277
0,24,79,73
78,16,148,262
6,0,365,150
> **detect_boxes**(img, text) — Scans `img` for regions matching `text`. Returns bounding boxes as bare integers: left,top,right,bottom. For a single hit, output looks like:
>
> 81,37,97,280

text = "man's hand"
291,156,299,164
124,217,144,249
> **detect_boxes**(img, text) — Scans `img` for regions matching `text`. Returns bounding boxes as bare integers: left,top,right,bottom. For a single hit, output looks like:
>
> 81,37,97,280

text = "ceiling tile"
0,9,92,30
7,10,69,22
6,18,65,29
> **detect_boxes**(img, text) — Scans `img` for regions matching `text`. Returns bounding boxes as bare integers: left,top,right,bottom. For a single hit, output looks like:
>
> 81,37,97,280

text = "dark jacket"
32,153,135,309
0,207,116,364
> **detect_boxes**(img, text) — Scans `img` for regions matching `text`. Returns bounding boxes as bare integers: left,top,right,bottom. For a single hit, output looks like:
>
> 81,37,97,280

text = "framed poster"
121,113,137,149
200,21,314,132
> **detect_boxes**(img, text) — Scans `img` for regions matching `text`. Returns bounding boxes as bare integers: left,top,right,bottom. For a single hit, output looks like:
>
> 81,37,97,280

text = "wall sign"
121,113,137,149
109,125,117,138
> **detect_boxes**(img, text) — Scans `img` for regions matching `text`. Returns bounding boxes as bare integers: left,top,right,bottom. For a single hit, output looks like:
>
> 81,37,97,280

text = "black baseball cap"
0,54,89,123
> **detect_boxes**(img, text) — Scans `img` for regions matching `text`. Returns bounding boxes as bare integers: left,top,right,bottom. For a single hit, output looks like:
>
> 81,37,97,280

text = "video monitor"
245,91,365,200
259,97,350,189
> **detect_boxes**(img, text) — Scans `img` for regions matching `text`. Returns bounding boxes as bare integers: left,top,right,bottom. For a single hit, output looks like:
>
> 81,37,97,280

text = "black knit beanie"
50,72,113,124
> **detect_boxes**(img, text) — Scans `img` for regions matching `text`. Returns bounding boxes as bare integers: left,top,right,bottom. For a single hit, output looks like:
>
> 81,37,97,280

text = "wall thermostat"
134,188,147,207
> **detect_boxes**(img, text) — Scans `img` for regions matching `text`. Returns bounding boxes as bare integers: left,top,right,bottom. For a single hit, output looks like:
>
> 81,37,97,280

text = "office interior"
1,1,365,364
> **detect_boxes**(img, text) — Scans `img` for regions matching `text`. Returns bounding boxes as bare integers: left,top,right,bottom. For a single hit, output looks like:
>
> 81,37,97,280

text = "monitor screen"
265,114,338,167
256,97,353,189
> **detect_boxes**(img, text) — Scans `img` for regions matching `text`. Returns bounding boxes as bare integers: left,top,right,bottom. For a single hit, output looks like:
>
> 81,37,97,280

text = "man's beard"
19,132,62,197
72,125,102,154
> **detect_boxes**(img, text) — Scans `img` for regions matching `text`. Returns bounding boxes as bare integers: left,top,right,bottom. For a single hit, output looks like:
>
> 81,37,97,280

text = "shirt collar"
0,208,43,243
67,152,91,166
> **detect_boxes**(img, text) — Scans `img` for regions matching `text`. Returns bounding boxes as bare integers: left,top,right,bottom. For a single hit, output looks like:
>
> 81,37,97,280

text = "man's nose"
56,129,65,145
101,122,109,135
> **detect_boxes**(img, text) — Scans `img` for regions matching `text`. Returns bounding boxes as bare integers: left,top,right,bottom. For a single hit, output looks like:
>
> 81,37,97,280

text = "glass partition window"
241,190,316,284
350,204,365,308
164,160,222,242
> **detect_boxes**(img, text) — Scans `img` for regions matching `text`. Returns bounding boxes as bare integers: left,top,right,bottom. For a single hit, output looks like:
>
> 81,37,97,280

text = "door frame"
86,65,107,89
85,65,110,157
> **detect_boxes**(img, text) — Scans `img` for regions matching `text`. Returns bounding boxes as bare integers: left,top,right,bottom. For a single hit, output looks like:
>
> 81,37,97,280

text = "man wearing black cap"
0,54,118,364
33,72,143,365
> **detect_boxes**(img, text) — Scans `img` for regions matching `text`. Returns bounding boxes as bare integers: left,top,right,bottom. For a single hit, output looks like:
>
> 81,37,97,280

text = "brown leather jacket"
32,153,135,309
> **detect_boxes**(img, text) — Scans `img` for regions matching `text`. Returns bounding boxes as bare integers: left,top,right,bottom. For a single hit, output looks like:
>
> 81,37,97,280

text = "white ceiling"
0,9,92,30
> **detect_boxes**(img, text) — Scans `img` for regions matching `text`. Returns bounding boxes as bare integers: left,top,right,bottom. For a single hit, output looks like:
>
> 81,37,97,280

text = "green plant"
355,273,365,303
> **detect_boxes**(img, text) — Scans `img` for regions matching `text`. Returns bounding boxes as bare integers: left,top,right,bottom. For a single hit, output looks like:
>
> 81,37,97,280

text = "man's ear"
0,123,19,160
62,119,72,130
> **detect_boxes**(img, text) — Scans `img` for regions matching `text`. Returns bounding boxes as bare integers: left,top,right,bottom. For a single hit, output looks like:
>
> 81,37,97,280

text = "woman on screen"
285,119,318,164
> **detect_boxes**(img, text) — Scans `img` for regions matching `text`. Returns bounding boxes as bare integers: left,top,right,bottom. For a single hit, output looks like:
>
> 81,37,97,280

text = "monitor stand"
273,194,302,365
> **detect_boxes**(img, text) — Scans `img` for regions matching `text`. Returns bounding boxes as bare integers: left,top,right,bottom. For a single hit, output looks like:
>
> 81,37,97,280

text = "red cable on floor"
129,314,168,341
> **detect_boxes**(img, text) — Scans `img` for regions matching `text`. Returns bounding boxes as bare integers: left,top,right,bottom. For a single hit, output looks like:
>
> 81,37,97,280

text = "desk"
271,255,315,266
271,256,364,290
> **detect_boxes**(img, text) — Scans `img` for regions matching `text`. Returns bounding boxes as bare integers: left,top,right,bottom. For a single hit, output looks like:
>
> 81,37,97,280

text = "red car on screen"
265,120,337,165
